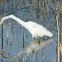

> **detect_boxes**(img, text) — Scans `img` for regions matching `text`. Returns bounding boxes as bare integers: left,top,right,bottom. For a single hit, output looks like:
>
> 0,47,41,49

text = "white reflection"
0,38,52,60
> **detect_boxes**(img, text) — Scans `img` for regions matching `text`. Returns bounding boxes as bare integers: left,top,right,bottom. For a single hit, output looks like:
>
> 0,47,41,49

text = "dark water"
0,0,62,62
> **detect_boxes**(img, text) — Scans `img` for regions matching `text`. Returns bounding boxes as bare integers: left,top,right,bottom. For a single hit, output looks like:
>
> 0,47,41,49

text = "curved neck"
9,16,27,28
1,15,27,28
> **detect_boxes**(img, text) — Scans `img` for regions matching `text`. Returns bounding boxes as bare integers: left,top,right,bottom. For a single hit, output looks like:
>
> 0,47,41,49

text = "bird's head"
0,15,14,25
0,16,8,25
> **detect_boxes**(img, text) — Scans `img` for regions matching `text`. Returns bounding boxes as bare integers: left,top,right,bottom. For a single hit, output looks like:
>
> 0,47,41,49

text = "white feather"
0,15,53,38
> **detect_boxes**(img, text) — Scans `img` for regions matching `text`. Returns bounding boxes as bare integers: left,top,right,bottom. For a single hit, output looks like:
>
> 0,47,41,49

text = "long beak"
0,21,2,25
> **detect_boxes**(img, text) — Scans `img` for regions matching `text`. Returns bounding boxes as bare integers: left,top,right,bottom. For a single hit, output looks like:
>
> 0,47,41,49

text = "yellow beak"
0,21,2,25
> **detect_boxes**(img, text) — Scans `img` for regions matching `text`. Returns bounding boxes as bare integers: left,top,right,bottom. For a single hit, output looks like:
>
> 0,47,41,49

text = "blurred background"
0,0,62,62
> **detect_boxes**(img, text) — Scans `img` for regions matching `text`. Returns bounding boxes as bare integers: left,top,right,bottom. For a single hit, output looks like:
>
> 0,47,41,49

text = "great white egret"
0,15,53,38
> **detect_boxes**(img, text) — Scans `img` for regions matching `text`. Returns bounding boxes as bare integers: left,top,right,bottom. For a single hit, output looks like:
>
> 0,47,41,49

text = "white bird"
0,15,53,38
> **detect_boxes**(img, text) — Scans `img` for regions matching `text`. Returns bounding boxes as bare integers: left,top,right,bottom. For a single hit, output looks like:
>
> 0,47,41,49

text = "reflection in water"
0,38,52,60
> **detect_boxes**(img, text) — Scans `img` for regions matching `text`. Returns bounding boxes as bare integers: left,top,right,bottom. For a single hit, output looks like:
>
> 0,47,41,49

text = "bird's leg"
35,36,38,39
34,34,37,39
32,35,35,38
32,34,38,39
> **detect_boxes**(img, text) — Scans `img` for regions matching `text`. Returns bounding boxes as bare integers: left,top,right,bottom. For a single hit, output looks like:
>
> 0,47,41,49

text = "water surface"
0,0,62,62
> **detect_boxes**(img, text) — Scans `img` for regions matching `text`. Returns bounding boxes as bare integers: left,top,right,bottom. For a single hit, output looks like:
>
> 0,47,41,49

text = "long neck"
9,16,27,28
2,15,27,28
